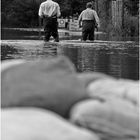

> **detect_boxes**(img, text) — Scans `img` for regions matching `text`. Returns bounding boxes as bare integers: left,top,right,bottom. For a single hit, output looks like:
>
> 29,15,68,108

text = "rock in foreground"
76,72,113,87
2,108,99,140
87,79,139,106
70,99,139,140
1,56,88,118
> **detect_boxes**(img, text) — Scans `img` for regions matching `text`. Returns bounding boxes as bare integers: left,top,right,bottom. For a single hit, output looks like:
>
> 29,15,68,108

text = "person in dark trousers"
38,0,61,42
78,2,100,41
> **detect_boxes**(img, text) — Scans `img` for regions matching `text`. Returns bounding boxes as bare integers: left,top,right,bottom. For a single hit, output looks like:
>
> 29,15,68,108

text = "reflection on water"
58,48,139,79
58,46,139,80
1,42,139,80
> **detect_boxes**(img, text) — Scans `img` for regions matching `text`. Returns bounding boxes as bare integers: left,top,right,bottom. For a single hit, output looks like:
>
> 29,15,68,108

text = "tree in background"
123,0,139,36
1,0,139,37
1,0,14,26
2,0,45,27
124,0,139,16
97,0,111,32
1,0,93,27
2,0,93,27
96,0,139,37
2,0,41,27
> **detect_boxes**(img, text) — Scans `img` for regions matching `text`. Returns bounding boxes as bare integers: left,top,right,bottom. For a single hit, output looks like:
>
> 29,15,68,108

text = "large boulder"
1,56,88,118
87,79,139,106
1,108,99,140
70,99,139,140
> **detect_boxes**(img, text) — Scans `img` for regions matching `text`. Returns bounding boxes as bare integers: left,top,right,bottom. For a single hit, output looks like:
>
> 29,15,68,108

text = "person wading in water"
78,2,100,41
38,0,61,42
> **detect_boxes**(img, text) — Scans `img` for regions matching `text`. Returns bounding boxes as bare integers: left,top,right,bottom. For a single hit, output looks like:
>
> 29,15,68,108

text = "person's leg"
43,17,51,41
44,27,51,41
82,21,89,41
82,30,88,41
88,27,95,41
88,21,95,41
51,19,59,42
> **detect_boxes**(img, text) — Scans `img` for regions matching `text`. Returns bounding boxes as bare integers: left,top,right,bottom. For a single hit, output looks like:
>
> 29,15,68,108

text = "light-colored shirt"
78,8,100,27
38,0,61,18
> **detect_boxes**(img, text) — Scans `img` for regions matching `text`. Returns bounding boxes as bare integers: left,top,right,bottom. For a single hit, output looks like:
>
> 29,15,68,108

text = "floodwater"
1,28,139,80
58,43,139,80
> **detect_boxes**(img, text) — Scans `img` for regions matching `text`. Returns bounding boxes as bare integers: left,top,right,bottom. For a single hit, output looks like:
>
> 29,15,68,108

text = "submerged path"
2,28,105,35
1,40,138,49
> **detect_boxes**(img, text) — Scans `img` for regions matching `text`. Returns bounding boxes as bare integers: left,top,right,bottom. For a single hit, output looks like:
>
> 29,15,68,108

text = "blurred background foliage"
1,0,139,36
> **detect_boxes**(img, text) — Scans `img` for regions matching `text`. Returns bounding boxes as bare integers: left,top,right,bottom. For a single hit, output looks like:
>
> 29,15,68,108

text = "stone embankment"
1,56,139,140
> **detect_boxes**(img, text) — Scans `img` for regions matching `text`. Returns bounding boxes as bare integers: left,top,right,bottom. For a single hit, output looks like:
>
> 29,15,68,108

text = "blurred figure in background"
78,2,100,41
38,0,61,42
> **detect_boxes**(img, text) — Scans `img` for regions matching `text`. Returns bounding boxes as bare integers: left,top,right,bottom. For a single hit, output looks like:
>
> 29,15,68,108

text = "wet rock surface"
76,72,114,87
2,108,99,140
87,78,139,106
1,59,25,72
70,99,139,140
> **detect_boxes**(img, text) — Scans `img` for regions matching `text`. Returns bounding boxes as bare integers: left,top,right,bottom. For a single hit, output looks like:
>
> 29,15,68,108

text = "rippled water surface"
1,40,139,80
1,28,139,80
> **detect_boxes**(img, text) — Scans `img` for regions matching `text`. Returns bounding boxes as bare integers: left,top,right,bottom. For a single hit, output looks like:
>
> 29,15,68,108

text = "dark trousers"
43,17,59,42
82,20,96,41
